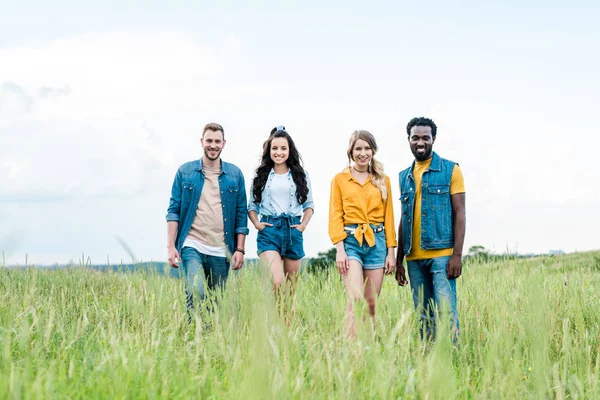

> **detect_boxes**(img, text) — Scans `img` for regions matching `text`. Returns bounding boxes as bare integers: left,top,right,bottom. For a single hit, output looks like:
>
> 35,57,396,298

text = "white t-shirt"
270,172,293,214
183,237,227,257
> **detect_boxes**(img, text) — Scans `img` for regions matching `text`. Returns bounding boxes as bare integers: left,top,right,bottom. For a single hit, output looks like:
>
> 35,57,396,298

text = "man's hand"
395,265,408,286
231,250,244,270
447,254,462,279
255,222,274,231
384,255,396,275
168,246,180,268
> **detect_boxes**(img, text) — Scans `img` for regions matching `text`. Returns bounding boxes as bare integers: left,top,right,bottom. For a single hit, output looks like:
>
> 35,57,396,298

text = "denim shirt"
166,158,249,255
248,169,315,217
399,152,455,255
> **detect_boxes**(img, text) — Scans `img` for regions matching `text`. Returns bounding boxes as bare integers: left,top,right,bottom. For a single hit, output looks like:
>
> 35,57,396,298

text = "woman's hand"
384,254,396,275
336,248,349,275
290,223,306,232
255,222,273,231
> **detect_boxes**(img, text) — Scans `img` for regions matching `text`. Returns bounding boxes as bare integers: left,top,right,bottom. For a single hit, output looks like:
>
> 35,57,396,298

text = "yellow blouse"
328,168,397,248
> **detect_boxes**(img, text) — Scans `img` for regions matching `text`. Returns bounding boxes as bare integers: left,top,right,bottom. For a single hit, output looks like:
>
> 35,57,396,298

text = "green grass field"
1,252,599,399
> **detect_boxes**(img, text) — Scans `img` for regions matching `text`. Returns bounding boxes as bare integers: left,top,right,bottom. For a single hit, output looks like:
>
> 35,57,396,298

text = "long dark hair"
252,130,309,204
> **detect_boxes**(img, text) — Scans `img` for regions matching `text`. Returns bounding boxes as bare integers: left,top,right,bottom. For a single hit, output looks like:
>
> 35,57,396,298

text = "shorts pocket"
292,226,303,242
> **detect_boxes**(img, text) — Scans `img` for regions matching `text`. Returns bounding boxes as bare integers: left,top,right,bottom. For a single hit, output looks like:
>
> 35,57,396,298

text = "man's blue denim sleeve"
166,169,181,222
247,180,259,214
302,170,315,212
235,172,250,235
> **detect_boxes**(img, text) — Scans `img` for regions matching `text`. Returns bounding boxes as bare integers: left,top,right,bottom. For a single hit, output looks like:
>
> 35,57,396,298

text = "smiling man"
395,117,466,343
166,122,249,323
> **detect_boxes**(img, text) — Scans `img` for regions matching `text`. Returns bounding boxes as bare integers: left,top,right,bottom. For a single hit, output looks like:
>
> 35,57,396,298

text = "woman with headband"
249,126,314,318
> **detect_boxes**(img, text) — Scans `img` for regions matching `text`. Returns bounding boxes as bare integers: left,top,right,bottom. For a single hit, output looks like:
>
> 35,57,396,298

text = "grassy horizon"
1,252,599,399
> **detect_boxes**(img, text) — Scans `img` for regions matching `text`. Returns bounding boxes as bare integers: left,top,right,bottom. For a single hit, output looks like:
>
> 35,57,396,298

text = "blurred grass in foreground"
1,252,599,399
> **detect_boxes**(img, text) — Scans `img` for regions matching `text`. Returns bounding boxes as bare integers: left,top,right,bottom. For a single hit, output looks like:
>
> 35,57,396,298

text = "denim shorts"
257,214,305,260
343,223,387,269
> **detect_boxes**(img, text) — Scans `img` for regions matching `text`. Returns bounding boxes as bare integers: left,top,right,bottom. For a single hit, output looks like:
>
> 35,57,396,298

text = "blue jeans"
407,256,459,341
180,247,230,314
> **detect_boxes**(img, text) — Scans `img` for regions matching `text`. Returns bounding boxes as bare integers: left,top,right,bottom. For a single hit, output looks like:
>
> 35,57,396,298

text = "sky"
1,0,599,265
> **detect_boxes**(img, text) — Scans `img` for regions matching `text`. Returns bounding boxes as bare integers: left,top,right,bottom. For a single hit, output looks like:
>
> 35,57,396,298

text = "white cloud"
0,32,238,201
1,30,599,264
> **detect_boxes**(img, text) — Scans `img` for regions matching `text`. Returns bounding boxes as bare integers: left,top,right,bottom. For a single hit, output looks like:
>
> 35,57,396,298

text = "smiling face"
408,125,435,161
201,129,225,161
270,137,289,166
351,138,373,170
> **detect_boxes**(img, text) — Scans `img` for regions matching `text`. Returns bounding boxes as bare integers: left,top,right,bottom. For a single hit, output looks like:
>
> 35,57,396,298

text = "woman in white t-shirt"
248,126,314,304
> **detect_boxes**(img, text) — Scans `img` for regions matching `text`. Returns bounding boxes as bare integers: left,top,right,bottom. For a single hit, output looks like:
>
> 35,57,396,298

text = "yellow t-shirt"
406,159,465,261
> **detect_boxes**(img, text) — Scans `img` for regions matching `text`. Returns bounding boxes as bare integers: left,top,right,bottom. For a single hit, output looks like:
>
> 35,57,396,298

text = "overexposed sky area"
1,0,599,265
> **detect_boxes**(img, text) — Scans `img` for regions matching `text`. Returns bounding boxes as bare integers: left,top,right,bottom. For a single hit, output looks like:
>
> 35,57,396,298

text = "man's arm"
234,172,250,236
231,171,249,270
166,169,182,268
167,221,180,268
231,233,246,270
395,217,408,286
447,193,466,278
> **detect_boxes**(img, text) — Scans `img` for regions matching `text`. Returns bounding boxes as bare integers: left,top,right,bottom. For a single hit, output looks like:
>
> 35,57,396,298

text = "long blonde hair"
347,130,387,200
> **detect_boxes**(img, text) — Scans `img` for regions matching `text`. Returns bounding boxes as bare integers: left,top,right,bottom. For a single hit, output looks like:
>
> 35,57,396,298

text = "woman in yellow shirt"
328,130,397,338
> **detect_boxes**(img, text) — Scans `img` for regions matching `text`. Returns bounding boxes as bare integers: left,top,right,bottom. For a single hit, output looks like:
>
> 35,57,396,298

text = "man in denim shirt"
166,123,249,320
395,117,466,342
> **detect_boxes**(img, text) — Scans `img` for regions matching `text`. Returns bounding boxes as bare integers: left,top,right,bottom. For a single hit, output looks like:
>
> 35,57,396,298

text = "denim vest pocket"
400,194,412,216
428,186,450,211
423,185,453,246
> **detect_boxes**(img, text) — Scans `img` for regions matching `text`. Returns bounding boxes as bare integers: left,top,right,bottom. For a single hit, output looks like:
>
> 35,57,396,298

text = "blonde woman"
328,130,397,338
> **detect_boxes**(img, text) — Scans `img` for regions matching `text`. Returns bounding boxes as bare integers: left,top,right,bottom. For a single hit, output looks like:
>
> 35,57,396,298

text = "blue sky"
1,1,599,264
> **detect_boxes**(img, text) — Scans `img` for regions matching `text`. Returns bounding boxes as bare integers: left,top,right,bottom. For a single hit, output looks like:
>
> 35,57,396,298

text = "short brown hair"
202,123,224,138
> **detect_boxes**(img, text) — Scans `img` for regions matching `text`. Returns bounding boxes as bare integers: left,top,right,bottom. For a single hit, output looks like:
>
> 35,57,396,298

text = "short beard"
204,149,222,161
412,148,432,162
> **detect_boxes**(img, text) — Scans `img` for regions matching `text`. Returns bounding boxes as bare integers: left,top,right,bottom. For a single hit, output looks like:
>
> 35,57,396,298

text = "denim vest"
399,152,456,255
166,158,249,256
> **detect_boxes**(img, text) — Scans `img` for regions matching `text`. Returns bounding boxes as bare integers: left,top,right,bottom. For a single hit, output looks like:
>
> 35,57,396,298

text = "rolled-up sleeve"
166,169,182,222
247,179,259,214
235,172,249,235
302,170,315,212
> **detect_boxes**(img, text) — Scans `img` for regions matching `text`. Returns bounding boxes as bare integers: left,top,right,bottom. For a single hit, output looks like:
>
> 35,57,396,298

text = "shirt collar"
196,158,226,174
269,168,290,176
344,167,353,180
